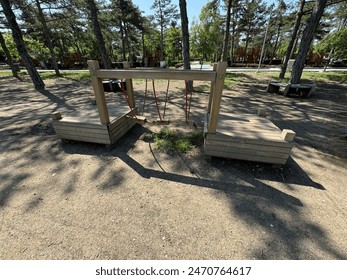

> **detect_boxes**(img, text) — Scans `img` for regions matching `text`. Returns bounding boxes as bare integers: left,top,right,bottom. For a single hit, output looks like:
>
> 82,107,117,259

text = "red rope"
120,81,137,119
152,80,162,121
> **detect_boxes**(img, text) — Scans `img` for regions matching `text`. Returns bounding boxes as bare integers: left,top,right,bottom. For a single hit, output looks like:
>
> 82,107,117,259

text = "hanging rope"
141,79,148,116
152,79,162,122
162,80,170,119
120,80,137,119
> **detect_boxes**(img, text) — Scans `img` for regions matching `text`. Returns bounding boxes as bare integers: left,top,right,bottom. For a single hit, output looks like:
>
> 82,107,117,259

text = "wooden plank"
94,68,217,82
203,149,288,165
207,61,228,133
206,133,294,148
88,60,110,124
108,112,136,134
204,144,290,160
109,119,136,144
205,139,292,154
53,125,109,136
109,119,131,136
57,133,111,145
55,129,110,142
52,119,108,130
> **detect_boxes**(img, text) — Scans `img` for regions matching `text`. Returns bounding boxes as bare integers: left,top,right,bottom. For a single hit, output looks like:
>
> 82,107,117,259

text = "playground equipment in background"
51,60,296,165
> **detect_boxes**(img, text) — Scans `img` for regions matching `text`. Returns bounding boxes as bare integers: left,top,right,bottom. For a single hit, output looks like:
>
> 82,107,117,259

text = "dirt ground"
0,72,346,260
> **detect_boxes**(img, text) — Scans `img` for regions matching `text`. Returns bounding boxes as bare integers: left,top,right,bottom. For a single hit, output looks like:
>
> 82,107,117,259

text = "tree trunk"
279,0,305,78
0,31,19,78
290,0,328,84
269,25,281,65
221,0,232,62
1,0,45,89
35,0,60,76
86,0,112,69
179,0,192,91
230,3,237,66
179,0,190,70
120,20,126,61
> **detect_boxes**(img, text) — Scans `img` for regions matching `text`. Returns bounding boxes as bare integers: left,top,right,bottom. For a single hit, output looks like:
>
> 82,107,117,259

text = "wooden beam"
94,68,216,81
88,60,110,124
207,61,228,133
123,62,135,108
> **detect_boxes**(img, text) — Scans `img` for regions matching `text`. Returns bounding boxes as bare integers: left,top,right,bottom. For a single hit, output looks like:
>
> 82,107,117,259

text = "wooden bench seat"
266,81,313,97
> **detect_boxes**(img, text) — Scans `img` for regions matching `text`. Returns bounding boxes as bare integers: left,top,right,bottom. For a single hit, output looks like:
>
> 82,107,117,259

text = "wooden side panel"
52,120,111,144
108,112,137,144
204,133,295,165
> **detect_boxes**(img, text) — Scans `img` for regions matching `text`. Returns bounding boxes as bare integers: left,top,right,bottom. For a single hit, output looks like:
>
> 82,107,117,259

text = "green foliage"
315,28,347,59
152,128,203,153
190,2,222,60
165,26,182,64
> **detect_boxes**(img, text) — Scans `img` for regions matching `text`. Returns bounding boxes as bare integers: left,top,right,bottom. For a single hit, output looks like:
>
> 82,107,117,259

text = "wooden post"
123,61,135,109
207,61,227,134
88,60,110,124
281,129,296,142
207,63,218,115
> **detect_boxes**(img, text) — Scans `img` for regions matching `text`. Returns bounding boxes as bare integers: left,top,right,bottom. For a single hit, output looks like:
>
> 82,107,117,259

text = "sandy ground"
0,73,346,260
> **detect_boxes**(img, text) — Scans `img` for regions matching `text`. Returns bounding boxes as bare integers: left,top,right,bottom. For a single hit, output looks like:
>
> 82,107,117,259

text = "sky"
132,0,277,24
132,0,214,24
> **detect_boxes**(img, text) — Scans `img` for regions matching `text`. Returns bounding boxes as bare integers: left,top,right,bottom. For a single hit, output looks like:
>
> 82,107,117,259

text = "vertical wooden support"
87,60,110,124
123,62,135,109
207,61,227,134
207,63,218,114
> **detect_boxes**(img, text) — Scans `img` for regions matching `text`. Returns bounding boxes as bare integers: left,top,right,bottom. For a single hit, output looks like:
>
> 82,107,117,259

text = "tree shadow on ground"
60,124,345,259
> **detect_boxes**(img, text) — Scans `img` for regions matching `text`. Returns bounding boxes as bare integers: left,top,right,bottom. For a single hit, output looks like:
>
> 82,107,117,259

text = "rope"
152,79,162,122
162,80,170,119
141,79,148,116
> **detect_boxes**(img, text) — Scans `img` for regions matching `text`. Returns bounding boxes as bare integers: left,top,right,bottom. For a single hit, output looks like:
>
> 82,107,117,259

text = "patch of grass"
174,139,192,153
0,70,91,81
0,71,12,77
224,73,248,87
152,128,203,153
39,71,90,81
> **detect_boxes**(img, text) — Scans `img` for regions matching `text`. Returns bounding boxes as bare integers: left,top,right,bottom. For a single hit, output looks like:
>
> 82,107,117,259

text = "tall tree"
0,0,45,89
190,2,222,61
238,0,267,63
179,0,190,70
290,0,328,84
86,0,111,68
109,0,144,61
279,0,305,78
34,0,60,76
0,31,19,77
151,0,179,63
221,0,232,61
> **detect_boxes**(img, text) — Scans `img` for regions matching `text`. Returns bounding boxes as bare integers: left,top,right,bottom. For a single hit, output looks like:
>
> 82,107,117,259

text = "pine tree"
290,0,328,84
151,0,179,63
1,0,45,89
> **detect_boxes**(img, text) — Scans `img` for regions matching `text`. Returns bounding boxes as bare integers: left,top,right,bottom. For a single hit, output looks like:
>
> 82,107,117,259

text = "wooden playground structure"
51,60,295,165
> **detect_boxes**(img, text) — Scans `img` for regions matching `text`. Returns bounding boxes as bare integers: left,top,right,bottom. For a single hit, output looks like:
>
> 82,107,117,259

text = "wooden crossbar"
94,69,217,82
